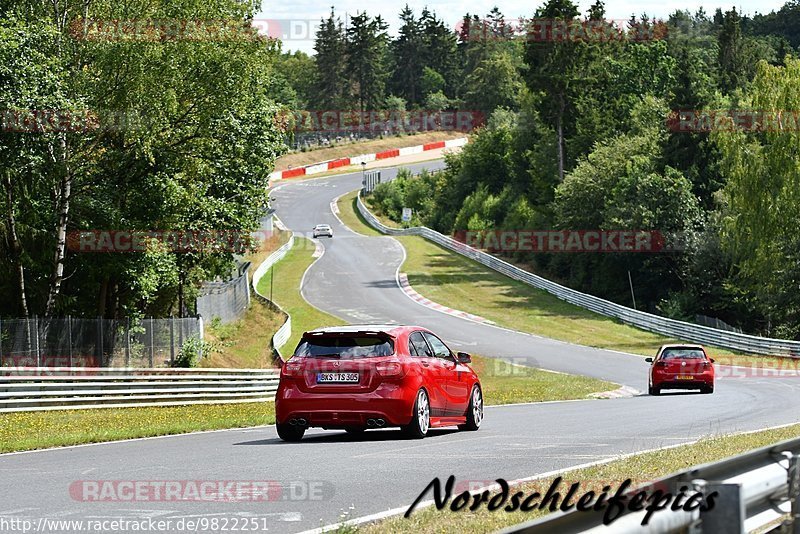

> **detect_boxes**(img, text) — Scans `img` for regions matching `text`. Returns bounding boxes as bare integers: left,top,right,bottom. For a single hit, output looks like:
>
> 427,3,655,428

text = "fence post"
148,317,154,367
125,317,131,367
698,482,745,533
197,315,204,359
67,315,73,368
97,316,104,367
33,314,40,367
789,454,800,534
245,268,251,309
178,315,183,349
169,317,175,365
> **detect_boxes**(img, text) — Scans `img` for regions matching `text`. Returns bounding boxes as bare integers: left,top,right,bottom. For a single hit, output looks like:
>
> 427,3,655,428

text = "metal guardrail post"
97,316,103,366
125,317,131,366
169,317,175,365
67,315,73,367
698,482,745,533
789,454,800,534
33,315,40,366
148,318,154,367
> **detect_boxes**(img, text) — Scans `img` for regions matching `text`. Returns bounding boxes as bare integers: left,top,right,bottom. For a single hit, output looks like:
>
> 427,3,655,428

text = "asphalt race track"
3,160,800,533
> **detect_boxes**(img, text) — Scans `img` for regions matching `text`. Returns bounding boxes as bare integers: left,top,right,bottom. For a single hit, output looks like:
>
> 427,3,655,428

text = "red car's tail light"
282,360,303,377
376,362,404,378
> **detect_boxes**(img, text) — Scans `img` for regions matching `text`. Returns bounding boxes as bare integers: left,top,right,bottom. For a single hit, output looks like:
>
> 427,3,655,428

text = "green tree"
0,0,286,319
463,50,524,114
554,98,701,306
420,9,459,98
278,51,315,108
523,0,584,181
389,6,423,105
420,67,445,99
714,58,800,336
346,12,390,113
717,8,748,93
313,8,348,109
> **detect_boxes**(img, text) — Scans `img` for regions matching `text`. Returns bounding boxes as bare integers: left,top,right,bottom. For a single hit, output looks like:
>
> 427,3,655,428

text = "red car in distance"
647,344,715,395
275,324,483,442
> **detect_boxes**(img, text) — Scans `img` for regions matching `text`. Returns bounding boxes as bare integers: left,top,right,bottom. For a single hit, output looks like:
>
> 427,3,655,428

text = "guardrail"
252,230,295,359
356,191,800,357
499,434,800,533
0,367,279,413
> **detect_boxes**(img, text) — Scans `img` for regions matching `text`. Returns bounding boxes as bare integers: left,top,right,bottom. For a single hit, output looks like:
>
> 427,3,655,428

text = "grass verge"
201,298,284,368
0,402,275,454
471,355,616,405
338,191,792,367
201,230,290,368
275,132,465,171
255,237,345,355
359,422,800,533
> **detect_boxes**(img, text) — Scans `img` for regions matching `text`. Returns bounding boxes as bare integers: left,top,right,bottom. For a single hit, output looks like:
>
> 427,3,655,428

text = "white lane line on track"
328,192,360,237
0,426,277,457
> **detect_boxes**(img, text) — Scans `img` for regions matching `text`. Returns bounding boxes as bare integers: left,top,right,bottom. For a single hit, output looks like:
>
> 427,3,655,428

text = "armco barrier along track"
251,232,295,358
356,191,800,357
500,434,800,533
0,367,279,413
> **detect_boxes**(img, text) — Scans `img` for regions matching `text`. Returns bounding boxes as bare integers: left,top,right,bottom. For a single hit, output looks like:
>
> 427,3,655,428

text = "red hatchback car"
275,324,483,442
647,344,715,395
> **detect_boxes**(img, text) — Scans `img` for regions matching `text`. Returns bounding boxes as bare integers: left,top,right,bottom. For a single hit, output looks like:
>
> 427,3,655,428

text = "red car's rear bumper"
653,371,714,390
276,380,417,428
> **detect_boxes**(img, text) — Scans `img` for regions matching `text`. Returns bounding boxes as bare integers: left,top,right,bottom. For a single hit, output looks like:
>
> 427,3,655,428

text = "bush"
172,336,211,368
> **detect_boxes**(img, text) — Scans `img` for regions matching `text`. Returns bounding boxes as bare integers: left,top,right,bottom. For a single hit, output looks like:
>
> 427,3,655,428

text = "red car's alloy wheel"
404,389,430,438
459,386,483,430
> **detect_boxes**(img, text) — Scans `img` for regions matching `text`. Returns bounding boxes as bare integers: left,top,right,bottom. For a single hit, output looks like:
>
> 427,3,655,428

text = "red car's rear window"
294,336,394,358
661,348,706,360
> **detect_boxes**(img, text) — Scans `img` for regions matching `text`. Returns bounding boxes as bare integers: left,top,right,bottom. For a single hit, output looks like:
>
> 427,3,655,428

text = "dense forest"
0,0,286,320
273,1,800,338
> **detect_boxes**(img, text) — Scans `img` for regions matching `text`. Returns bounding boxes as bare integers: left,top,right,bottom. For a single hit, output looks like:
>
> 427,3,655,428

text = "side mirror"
645,357,653,363
457,352,472,364
710,358,715,363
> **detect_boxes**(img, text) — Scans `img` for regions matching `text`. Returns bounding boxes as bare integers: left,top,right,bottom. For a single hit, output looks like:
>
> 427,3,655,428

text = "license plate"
676,375,694,380
317,372,359,383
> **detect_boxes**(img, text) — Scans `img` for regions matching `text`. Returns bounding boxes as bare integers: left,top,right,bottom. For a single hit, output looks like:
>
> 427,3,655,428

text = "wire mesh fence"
0,316,202,368
196,262,251,324
695,314,743,333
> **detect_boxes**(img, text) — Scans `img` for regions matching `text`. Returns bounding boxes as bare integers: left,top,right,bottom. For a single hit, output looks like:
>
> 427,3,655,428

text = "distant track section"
268,137,467,181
